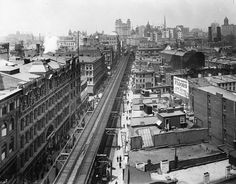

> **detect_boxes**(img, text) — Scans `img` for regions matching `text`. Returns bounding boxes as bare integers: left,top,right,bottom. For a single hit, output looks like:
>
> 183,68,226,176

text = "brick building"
0,56,81,183
0,73,22,183
193,86,236,148
80,55,106,94
133,68,155,90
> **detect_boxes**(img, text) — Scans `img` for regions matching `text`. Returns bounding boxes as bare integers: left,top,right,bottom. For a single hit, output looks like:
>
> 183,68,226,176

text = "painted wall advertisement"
173,76,189,99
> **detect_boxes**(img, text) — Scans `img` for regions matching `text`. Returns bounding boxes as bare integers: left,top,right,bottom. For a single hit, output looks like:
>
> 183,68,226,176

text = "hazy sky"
0,0,235,36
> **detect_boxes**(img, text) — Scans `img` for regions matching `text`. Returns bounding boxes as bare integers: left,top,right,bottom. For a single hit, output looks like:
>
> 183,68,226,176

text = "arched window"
1,123,7,137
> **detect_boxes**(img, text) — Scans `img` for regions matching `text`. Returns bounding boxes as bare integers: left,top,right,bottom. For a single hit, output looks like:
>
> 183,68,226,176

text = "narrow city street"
109,75,133,184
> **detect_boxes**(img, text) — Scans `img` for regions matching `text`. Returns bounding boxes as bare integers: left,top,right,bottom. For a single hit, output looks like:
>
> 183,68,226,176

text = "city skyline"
0,0,235,37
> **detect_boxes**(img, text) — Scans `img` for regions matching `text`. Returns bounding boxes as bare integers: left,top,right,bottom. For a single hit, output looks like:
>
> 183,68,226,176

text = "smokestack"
217,26,221,42
36,44,40,56
208,27,212,42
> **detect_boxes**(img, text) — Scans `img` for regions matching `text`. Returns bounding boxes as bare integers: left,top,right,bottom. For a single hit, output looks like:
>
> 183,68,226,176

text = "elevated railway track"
53,53,131,184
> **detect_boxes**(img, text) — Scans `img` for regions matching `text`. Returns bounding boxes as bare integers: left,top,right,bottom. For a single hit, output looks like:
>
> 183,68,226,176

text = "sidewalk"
109,85,133,184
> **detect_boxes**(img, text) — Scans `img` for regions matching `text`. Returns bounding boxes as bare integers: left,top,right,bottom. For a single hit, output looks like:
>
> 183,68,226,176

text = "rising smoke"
44,35,58,53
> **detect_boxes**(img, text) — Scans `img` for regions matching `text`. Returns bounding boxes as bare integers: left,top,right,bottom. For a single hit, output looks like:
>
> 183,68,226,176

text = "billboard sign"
0,43,9,60
173,76,189,99
0,43,9,54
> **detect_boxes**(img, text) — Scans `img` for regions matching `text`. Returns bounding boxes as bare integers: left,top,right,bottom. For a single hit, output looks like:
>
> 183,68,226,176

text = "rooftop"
160,49,186,57
131,116,161,127
130,125,161,138
158,110,185,118
210,57,236,65
129,143,221,167
205,74,236,84
0,72,23,101
79,56,101,63
198,86,236,101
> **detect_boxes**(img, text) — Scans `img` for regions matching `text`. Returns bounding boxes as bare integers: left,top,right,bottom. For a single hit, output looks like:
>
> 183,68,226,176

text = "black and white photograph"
0,0,236,183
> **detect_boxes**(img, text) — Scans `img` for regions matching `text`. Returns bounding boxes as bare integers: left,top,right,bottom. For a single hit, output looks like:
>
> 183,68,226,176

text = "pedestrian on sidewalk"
119,162,122,168
119,155,122,162
117,156,119,162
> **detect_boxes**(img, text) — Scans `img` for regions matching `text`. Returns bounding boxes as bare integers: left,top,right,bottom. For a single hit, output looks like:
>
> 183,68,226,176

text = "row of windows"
59,42,76,46
0,100,18,117
85,64,93,70
86,71,93,76
20,106,70,167
20,93,70,132
21,71,72,111
20,133,45,168
22,94,69,147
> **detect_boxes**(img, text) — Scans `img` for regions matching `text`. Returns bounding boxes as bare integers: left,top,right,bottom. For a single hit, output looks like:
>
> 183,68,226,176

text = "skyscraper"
115,19,131,42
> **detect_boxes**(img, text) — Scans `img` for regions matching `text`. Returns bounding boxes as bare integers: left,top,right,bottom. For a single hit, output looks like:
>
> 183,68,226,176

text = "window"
180,116,185,124
208,120,211,128
223,128,227,140
20,118,24,131
2,106,7,115
34,109,37,119
30,127,33,139
9,137,14,153
26,131,30,143
1,143,7,160
10,102,15,111
1,123,7,137
34,125,37,135
20,135,24,148
20,153,24,167
223,114,226,121
208,107,211,117
26,115,29,127
9,118,14,131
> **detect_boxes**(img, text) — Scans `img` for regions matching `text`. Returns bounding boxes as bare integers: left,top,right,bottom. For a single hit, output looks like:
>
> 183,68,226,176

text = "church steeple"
164,16,166,30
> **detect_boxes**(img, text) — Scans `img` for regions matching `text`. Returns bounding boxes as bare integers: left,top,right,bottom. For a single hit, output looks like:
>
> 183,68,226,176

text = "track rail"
54,54,129,184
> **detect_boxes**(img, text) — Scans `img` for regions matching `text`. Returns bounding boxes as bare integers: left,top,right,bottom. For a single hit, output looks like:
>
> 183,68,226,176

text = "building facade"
57,36,77,51
0,56,81,183
133,68,155,89
99,34,118,50
115,19,131,42
0,73,22,183
221,17,236,36
80,56,106,94
193,86,236,148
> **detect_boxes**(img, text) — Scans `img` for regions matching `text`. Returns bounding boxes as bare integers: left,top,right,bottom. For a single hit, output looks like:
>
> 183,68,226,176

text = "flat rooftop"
131,110,153,118
198,86,236,101
205,74,236,84
129,143,221,167
158,110,185,118
130,125,161,137
131,116,161,127
79,56,101,63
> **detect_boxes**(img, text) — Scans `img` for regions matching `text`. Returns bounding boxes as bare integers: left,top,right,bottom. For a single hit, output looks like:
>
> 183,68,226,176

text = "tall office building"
115,19,131,42
208,27,212,42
